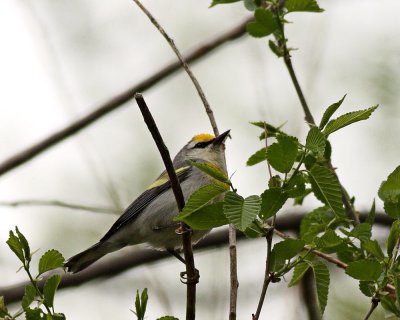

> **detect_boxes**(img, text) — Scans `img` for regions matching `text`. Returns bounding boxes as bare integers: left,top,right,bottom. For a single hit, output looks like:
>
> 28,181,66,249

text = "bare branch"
0,200,118,214
132,0,219,136
229,225,238,320
0,18,250,178
135,93,197,320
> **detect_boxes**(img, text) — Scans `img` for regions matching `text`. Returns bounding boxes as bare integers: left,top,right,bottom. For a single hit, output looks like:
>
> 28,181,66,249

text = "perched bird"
65,130,230,273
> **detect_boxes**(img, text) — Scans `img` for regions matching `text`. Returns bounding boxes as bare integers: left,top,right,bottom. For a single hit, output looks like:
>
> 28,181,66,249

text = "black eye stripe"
193,141,212,148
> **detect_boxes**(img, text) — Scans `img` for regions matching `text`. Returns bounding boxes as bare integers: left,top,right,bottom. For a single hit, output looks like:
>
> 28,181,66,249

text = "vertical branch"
253,124,276,319
132,0,219,135
131,2,239,318
135,93,197,320
275,12,359,224
229,226,238,320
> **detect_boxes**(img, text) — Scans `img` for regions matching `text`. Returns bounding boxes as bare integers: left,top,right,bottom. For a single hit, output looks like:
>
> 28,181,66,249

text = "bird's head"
173,130,230,168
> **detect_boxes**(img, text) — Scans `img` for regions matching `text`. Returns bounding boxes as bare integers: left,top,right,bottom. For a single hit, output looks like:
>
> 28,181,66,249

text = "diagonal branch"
132,0,218,136
135,93,197,320
0,18,250,178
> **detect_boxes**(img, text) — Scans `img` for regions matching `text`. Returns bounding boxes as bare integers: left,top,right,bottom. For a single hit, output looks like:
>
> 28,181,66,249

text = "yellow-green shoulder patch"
192,133,214,142
146,166,190,190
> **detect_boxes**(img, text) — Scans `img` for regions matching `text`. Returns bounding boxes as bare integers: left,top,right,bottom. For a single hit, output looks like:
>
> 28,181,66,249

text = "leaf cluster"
2,228,65,320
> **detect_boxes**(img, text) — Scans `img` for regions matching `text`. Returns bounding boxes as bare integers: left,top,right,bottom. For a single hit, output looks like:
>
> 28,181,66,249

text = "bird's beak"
212,130,231,145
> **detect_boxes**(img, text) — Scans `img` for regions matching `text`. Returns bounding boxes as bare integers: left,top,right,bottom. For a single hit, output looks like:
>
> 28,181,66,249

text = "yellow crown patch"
192,133,215,142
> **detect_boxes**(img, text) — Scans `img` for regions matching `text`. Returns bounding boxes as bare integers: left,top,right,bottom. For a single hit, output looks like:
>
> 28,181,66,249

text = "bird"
64,130,230,273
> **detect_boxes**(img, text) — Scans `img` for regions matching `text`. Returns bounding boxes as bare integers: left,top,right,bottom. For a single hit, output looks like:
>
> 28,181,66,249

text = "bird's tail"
64,241,119,273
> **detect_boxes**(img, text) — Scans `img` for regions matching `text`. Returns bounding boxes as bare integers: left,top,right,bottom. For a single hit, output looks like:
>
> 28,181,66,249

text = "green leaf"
359,281,376,297
25,307,44,320
22,284,36,310
260,188,288,220
269,40,283,57
247,9,278,38
379,166,400,218
157,317,179,320
175,184,227,220
379,166,400,202
266,135,298,173
349,223,372,242
381,296,400,317
270,239,305,272
250,121,283,138
300,206,333,243
6,230,25,264
178,202,228,230
395,277,400,310
247,148,267,166
43,274,61,308
345,259,383,281
384,200,400,219
316,229,343,252
308,165,345,216
0,296,9,317
323,105,378,136
244,0,257,11
15,227,31,263
288,261,311,287
52,314,66,320
305,126,326,157
38,250,65,275
285,0,324,13
387,220,400,258
362,240,384,261
189,160,229,184
319,95,347,130
255,8,278,30
246,22,273,38
223,192,261,231
312,262,330,315
366,199,376,225
134,288,148,320
210,0,241,7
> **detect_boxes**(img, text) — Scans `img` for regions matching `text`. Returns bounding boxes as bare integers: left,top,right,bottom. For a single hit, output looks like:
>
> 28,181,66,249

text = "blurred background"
0,0,399,318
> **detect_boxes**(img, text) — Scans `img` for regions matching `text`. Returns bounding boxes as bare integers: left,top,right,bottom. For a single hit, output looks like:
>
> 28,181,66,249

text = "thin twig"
253,124,276,319
0,18,250,178
253,221,274,319
0,200,119,214
275,11,360,224
134,93,197,320
229,225,238,320
363,299,379,320
132,0,219,136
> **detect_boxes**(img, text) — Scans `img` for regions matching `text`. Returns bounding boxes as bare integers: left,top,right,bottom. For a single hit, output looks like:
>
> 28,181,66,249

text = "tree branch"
135,93,196,320
0,200,118,214
0,212,393,304
0,18,250,178
363,299,379,320
276,13,359,224
132,0,218,136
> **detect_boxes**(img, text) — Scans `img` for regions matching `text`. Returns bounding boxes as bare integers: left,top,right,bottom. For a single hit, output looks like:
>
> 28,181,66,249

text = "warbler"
65,130,230,273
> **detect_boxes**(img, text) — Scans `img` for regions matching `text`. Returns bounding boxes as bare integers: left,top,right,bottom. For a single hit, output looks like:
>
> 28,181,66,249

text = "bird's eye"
194,141,208,148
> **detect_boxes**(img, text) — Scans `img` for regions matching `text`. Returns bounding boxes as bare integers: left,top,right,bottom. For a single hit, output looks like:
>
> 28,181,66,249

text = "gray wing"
100,166,192,242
